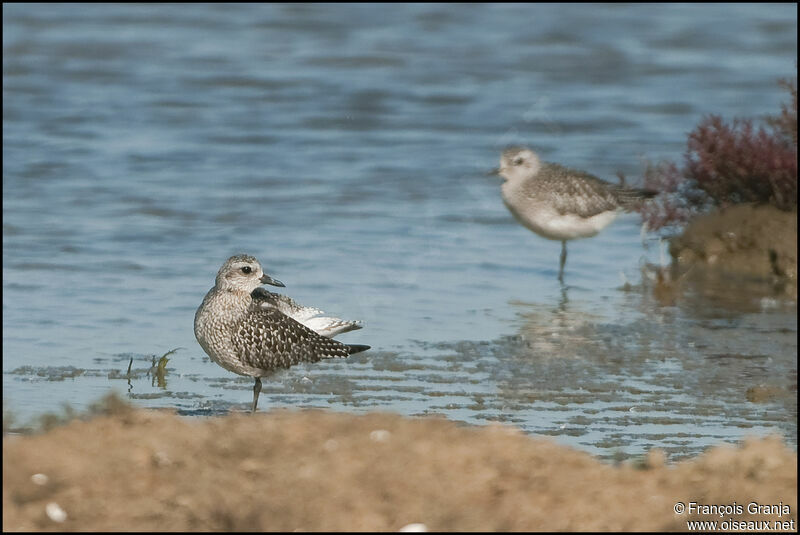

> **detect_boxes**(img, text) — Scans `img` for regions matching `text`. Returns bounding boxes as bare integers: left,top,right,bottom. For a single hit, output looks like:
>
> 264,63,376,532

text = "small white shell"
45,502,67,523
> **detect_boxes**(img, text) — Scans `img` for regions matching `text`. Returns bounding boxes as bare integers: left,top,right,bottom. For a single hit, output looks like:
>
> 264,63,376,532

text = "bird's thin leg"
252,377,262,413
558,241,567,282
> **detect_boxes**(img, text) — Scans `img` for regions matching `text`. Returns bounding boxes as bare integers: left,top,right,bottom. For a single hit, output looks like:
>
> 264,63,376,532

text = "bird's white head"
215,254,285,293
497,146,541,183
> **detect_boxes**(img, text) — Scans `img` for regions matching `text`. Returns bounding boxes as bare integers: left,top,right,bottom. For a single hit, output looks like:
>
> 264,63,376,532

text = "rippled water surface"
3,3,797,461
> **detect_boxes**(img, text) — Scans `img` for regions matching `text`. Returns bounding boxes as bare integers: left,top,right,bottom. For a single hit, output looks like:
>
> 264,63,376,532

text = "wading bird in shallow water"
491,147,657,282
194,254,369,412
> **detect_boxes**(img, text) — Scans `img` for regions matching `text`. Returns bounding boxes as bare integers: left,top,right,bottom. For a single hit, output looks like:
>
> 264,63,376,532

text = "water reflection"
485,277,796,459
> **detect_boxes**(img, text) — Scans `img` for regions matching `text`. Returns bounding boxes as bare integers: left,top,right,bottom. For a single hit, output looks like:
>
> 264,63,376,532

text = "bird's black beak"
260,273,285,287
486,167,502,177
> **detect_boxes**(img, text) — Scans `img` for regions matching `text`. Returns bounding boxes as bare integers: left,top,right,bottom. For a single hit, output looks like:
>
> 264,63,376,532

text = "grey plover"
492,147,656,281
194,254,369,412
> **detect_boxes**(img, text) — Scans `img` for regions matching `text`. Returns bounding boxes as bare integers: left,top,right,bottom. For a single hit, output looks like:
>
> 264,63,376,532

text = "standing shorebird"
492,147,656,281
194,254,369,413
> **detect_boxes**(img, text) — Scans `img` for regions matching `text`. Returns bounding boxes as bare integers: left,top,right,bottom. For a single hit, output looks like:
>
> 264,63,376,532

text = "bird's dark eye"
241,266,252,274
513,157,524,165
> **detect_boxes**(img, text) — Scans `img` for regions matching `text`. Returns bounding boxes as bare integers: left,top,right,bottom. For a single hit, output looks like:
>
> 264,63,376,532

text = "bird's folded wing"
234,305,353,370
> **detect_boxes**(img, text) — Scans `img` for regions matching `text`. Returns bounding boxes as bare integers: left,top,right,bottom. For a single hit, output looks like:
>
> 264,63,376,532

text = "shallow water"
3,3,797,461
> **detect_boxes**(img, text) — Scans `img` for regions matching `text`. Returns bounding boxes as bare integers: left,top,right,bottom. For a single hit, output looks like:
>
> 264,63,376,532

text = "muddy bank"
3,405,797,531
669,204,797,298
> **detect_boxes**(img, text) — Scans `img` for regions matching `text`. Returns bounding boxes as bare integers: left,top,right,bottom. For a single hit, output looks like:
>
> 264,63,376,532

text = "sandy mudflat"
3,402,797,532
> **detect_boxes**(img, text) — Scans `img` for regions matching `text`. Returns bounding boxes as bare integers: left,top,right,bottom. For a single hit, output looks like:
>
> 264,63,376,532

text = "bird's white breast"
502,181,619,241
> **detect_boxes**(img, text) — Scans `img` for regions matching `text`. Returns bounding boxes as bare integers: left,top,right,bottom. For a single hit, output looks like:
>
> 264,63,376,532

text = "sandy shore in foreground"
3,403,797,531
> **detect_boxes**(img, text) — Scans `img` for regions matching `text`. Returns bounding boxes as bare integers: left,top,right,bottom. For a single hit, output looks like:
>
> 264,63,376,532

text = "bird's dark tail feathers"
615,186,659,210
639,188,659,199
347,344,371,355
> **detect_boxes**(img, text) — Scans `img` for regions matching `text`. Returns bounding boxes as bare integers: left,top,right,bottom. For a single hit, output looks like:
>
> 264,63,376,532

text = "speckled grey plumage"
518,161,651,218
194,254,369,411
500,146,656,219
231,304,356,370
495,147,657,281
